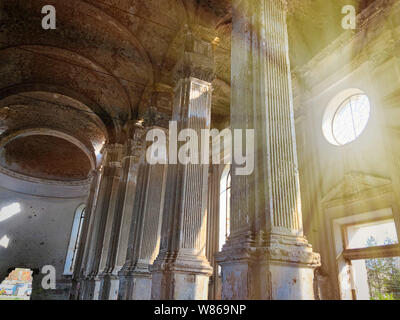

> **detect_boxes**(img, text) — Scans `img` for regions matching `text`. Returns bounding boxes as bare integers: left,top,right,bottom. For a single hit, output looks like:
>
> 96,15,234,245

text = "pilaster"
80,144,124,300
69,169,101,300
98,127,147,300
118,111,170,300
150,27,214,300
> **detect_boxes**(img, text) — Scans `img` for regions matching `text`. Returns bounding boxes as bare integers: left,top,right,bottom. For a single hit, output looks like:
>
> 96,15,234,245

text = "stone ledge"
150,251,213,276
216,232,321,267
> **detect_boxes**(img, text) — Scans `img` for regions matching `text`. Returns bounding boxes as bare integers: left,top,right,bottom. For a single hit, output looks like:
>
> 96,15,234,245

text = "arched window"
64,204,86,275
219,165,231,252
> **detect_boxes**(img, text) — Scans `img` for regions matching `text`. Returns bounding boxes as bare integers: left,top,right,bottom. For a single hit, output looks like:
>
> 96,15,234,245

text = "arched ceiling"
0,0,233,181
0,135,92,181
0,0,370,181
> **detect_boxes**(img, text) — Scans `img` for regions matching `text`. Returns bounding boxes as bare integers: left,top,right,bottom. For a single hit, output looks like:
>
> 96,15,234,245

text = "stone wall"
0,173,88,299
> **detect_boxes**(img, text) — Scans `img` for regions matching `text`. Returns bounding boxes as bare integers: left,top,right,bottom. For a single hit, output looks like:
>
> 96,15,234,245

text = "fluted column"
118,131,168,299
150,28,214,300
98,128,147,300
80,144,124,300
215,0,320,300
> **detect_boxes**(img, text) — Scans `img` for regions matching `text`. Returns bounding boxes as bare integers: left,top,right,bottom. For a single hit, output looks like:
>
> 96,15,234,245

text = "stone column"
98,129,146,300
81,144,124,300
150,28,214,300
117,157,147,299
69,169,101,300
118,158,167,299
215,0,320,300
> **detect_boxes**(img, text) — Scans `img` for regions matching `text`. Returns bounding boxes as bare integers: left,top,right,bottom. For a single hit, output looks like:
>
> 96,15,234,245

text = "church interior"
0,0,400,300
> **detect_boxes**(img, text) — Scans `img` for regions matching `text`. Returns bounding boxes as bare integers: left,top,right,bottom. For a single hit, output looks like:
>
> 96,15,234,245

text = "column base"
69,279,79,300
117,267,153,300
150,251,213,300
117,268,132,300
80,276,96,300
215,232,320,300
92,276,102,300
76,277,87,300
98,272,120,300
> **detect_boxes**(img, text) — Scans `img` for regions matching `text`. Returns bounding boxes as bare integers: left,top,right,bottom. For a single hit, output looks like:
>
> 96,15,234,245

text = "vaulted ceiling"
0,0,372,181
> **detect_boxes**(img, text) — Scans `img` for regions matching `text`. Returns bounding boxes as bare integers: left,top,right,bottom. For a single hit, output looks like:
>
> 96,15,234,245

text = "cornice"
294,0,399,79
0,165,91,187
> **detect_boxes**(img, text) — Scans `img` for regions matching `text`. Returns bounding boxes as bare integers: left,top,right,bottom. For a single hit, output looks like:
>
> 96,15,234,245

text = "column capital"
172,26,215,84
102,162,122,177
101,143,125,162
124,127,147,160
87,169,101,180
141,106,171,129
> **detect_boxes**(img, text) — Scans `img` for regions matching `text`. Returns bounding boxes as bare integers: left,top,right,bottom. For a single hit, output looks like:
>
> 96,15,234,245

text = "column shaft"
99,131,146,299
119,162,167,300
150,29,214,300
216,0,320,300
80,144,123,299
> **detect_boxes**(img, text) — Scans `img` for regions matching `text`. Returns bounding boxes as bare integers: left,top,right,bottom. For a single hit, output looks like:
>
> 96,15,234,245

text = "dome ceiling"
0,135,92,181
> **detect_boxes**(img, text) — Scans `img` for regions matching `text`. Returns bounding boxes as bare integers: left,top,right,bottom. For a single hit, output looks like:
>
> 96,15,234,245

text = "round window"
322,90,370,146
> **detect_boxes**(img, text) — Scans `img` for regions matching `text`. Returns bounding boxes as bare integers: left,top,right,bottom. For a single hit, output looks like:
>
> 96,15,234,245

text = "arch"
0,44,131,119
0,128,96,170
79,0,155,84
0,84,113,143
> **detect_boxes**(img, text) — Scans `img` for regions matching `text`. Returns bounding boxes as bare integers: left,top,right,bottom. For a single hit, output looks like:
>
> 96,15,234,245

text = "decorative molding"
141,106,170,128
215,232,320,267
0,165,91,186
294,0,400,80
172,26,215,83
322,171,392,205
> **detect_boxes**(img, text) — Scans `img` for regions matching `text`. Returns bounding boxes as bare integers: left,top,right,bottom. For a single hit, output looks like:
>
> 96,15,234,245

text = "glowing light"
190,87,207,100
212,37,220,45
0,235,10,248
94,141,106,156
0,203,21,223
332,94,370,146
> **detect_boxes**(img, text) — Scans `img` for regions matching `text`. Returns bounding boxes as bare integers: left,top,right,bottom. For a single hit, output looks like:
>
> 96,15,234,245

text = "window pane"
347,220,398,249
332,94,370,145
352,257,400,300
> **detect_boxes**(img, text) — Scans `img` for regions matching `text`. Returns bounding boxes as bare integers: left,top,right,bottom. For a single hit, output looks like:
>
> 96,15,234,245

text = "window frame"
341,216,400,260
63,204,86,276
331,93,370,146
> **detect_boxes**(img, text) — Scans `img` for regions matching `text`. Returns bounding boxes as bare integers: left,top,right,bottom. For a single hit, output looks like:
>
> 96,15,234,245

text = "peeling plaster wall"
0,185,88,299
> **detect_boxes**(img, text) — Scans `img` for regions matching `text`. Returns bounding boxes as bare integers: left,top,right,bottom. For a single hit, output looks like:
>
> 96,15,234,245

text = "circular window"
322,89,371,146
